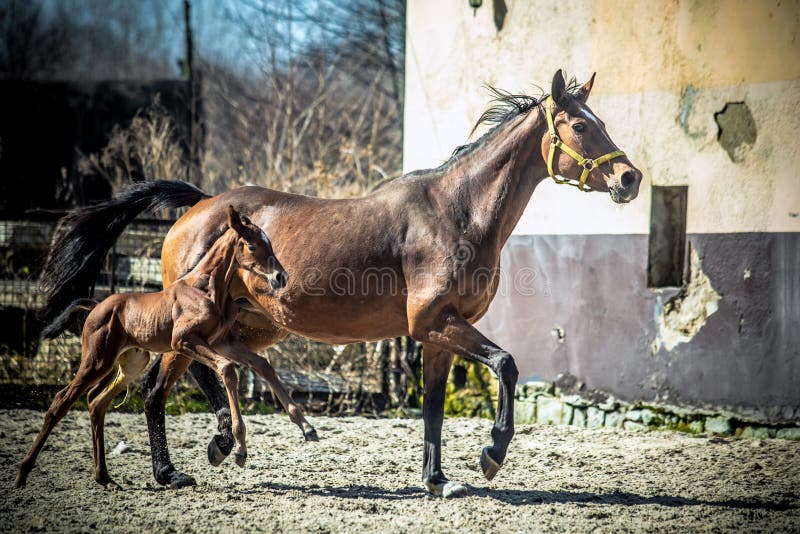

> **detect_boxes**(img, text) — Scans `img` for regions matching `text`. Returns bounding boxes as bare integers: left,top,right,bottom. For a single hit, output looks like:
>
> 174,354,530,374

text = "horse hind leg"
16,336,117,488
88,348,151,489
187,358,235,467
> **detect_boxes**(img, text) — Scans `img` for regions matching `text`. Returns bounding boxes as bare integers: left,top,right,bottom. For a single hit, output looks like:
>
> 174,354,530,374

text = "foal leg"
411,308,519,490
217,362,247,467
16,333,117,487
217,341,317,442
171,337,249,468
88,348,151,488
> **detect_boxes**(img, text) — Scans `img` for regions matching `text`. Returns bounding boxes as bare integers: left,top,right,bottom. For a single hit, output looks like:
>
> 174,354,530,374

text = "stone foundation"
515,380,800,440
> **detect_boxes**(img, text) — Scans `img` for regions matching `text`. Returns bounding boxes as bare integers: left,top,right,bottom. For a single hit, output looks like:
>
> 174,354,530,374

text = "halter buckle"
582,159,595,171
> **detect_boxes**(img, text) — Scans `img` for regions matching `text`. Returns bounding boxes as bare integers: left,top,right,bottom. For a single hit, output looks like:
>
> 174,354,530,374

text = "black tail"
41,298,98,339
38,180,208,336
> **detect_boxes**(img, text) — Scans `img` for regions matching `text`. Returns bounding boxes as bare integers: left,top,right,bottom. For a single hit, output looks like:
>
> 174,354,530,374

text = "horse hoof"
304,428,319,442
480,447,502,481
208,436,229,467
14,472,27,488
165,472,196,489
424,480,469,498
234,452,247,468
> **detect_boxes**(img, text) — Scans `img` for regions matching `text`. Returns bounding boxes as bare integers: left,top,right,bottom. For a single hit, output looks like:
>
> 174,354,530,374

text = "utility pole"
183,0,201,184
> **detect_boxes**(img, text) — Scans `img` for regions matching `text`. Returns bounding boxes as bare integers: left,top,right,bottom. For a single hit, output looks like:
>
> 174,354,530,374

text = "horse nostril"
621,170,637,189
276,271,287,288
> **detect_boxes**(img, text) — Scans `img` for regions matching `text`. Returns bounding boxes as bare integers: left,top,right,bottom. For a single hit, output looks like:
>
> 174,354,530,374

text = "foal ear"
551,69,568,106
576,72,596,102
227,205,245,234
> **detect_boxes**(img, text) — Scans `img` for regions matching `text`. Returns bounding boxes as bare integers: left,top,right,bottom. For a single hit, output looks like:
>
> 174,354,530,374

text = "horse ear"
551,69,567,106
576,72,595,102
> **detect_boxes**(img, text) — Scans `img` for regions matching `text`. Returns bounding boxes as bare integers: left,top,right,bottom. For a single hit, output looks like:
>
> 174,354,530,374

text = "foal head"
226,206,287,290
542,70,642,203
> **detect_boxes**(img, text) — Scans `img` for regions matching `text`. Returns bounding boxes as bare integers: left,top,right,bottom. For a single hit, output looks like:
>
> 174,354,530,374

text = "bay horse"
18,206,316,488
37,71,642,497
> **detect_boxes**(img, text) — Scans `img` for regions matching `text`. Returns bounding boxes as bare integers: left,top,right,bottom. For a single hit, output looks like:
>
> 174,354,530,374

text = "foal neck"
182,229,239,303
437,107,549,249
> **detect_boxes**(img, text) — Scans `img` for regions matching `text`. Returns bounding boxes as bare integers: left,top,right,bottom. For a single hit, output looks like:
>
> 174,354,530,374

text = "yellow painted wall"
404,0,800,234
591,0,800,93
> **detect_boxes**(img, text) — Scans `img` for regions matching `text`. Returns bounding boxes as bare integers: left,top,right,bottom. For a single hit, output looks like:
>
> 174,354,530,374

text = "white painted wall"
404,0,800,235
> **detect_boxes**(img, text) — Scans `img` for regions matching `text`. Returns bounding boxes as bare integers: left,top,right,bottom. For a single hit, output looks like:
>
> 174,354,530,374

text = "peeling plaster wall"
653,247,721,353
405,1,800,416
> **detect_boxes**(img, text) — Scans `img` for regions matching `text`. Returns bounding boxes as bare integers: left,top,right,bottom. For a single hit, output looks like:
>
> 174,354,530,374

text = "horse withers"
17,206,314,489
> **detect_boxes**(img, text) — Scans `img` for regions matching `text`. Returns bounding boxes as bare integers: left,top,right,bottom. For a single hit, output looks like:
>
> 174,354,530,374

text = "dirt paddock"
1,410,798,532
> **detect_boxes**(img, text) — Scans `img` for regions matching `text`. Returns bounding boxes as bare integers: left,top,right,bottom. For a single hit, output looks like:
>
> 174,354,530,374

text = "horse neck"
183,229,238,303
437,107,548,249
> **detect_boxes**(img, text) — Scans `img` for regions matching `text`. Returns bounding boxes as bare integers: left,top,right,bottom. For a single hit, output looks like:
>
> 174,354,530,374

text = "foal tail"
40,298,98,339
39,180,209,337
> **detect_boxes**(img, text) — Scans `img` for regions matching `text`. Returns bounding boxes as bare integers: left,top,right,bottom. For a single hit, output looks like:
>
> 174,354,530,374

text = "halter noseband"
544,96,626,192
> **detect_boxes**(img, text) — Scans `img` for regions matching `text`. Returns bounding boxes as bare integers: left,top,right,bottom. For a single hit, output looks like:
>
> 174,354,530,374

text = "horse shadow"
245,481,794,511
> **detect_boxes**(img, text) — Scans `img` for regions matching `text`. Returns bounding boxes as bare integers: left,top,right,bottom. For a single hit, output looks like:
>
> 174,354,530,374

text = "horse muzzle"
609,168,642,204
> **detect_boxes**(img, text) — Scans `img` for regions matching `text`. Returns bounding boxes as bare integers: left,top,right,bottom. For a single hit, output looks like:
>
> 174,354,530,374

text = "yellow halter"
544,96,626,192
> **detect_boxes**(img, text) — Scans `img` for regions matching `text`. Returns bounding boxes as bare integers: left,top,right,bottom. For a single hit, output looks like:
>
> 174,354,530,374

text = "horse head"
543,69,642,203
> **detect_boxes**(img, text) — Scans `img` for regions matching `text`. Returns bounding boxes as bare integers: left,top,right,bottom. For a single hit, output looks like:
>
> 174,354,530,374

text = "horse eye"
247,244,257,252
572,122,586,134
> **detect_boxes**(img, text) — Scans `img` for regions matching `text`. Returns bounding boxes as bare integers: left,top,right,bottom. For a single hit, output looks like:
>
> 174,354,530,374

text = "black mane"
467,76,581,142
374,75,583,189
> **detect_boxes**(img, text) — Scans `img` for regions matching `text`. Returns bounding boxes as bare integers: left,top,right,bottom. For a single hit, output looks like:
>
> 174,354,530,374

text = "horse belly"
260,288,410,344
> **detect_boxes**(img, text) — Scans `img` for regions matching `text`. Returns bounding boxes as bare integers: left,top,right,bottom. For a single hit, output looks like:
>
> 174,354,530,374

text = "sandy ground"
0,410,798,533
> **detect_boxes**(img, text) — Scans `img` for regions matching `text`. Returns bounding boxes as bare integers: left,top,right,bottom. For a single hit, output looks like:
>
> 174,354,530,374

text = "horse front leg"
411,307,519,490
141,351,196,488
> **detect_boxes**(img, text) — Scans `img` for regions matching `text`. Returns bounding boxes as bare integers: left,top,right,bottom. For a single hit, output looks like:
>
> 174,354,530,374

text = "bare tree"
197,0,405,197
0,0,74,79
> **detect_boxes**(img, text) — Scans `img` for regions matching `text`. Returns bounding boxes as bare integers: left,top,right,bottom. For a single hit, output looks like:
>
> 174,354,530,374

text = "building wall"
404,0,800,419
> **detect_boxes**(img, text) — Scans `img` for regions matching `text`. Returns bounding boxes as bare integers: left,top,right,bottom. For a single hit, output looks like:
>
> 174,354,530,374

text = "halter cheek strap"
545,96,626,192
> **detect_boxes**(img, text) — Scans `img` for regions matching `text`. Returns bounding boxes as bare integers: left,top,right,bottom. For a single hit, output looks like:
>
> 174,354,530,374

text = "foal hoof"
424,480,470,498
480,446,502,481
234,452,247,468
208,435,231,467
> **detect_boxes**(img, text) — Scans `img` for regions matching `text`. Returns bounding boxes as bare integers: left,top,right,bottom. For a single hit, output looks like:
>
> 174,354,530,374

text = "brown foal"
17,206,315,488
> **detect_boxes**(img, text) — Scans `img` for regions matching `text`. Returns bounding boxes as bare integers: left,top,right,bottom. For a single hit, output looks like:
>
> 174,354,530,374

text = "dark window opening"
648,186,688,288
